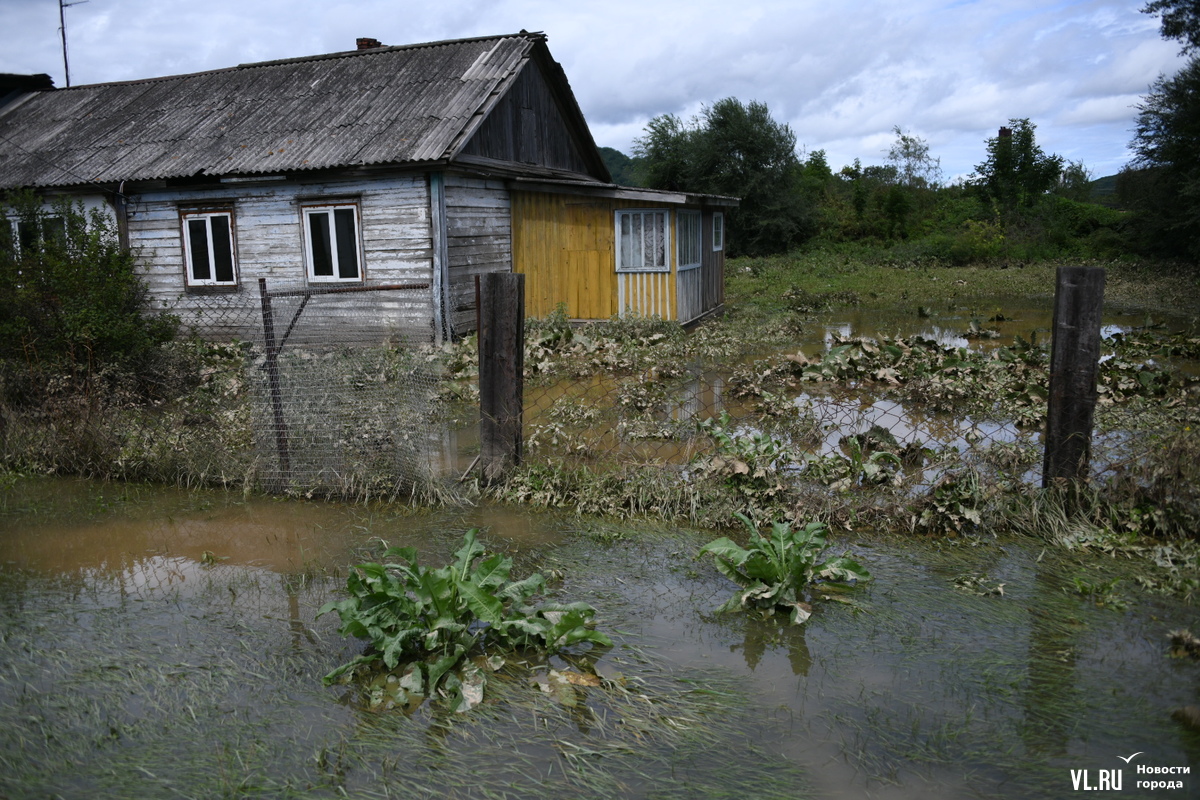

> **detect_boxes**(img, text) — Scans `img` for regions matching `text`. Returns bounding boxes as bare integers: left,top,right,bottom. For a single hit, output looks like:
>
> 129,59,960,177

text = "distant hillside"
600,147,644,187
1090,174,1121,208
1091,174,1117,197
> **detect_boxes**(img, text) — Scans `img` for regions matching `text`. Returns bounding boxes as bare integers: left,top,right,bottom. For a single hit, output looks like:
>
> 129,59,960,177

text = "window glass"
678,211,701,269
187,218,212,281
616,210,669,272
713,212,725,252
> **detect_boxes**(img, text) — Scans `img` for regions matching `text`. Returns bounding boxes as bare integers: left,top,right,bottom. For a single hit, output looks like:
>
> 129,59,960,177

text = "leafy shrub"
0,191,176,369
698,513,871,624
319,530,611,711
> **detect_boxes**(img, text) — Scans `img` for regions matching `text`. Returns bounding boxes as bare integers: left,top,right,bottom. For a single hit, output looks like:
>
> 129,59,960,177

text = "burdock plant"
699,513,871,624
319,529,611,711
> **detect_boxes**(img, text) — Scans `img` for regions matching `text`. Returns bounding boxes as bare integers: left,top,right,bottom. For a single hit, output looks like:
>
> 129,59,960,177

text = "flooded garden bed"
1,477,1198,798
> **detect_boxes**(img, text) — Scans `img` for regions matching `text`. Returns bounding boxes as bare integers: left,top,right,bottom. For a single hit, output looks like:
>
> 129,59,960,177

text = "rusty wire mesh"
161,281,444,498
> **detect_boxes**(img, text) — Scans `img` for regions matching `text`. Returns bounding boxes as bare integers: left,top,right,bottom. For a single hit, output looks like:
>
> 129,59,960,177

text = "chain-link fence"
164,281,443,498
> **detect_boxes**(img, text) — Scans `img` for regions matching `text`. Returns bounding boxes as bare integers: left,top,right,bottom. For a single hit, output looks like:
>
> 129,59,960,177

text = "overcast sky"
1,0,1186,181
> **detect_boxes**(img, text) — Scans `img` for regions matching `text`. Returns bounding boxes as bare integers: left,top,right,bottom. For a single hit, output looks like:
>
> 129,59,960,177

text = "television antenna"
59,0,90,87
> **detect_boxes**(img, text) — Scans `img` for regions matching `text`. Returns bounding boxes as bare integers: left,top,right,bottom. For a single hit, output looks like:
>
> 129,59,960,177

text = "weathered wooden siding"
126,175,435,340
675,265,703,323
444,174,511,335
512,191,688,321
701,210,725,315
460,61,592,175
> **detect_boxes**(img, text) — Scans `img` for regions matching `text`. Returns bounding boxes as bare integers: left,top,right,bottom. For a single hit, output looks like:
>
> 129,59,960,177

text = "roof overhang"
506,176,739,207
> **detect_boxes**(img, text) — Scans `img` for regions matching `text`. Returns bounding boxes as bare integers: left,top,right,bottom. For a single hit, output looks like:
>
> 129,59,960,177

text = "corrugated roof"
0,33,543,189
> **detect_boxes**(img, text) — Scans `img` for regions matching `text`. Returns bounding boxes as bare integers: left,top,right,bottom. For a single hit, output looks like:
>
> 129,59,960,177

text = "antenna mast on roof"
59,0,89,87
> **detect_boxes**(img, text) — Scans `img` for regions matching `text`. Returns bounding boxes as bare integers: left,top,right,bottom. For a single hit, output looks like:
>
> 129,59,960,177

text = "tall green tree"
887,126,942,189
1142,0,1200,53
634,98,811,256
972,119,1063,210
1126,57,1200,258
1122,1,1200,259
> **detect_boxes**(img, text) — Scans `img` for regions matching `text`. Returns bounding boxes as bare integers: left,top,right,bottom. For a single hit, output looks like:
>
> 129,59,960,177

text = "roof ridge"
41,31,546,91
234,31,543,70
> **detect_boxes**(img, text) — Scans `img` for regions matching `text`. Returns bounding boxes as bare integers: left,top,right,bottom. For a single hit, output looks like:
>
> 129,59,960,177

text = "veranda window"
616,209,669,272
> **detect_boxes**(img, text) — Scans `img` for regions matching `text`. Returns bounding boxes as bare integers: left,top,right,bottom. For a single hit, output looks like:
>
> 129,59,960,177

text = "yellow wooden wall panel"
513,191,684,321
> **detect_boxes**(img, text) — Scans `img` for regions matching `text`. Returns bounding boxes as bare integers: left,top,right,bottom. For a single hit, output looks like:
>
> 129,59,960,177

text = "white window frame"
302,202,363,283
677,210,702,271
181,210,238,288
3,214,65,255
615,209,670,273
712,212,725,252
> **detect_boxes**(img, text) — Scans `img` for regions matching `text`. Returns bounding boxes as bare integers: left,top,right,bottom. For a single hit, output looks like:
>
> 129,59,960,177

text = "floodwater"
2,478,1198,799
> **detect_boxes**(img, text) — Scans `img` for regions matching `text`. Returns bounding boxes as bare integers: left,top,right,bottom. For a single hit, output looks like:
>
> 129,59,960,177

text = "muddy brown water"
1,477,1198,799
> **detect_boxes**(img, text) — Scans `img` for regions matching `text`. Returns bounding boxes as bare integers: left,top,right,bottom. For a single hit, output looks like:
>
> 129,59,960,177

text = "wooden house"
0,33,735,341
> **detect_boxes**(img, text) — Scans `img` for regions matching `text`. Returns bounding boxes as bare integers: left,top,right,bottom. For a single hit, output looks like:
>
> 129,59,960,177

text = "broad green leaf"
458,579,504,624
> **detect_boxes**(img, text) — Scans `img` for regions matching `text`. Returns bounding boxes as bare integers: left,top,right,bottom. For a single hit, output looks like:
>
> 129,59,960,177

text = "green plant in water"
698,513,871,625
695,412,795,504
318,529,612,711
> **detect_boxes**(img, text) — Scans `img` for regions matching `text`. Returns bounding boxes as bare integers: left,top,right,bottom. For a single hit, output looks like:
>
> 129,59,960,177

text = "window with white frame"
677,210,701,270
3,215,66,255
181,210,237,287
712,212,724,252
303,203,362,282
615,209,669,272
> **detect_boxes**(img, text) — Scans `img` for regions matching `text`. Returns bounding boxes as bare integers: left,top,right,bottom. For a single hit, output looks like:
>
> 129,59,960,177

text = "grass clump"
319,529,611,712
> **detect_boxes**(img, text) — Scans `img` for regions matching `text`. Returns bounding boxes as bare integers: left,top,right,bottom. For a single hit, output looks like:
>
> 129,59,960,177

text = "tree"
887,127,942,189
1126,56,1200,258
972,119,1063,210
634,98,811,256
1142,0,1200,53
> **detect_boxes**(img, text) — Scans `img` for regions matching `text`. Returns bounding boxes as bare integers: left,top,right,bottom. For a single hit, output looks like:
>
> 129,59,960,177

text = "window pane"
652,212,665,268
620,214,632,269
631,214,643,268
16,220,37,252
308,212,333,276
211,215,234,283
42,217,66,250
187,218,211,280
0,221,13,258
333,208,358,279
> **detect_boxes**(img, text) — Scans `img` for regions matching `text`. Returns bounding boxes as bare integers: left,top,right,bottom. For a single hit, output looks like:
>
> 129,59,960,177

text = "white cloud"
0,0,1187,177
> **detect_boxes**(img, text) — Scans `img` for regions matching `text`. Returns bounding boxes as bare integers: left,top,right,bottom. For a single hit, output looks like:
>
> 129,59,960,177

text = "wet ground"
1,477,1198,799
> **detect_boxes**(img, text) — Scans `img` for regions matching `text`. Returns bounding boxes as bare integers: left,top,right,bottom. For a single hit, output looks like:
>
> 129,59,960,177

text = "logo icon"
1117,753,1144,764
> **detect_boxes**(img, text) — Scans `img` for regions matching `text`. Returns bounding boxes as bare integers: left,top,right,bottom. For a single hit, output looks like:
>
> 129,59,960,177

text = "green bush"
0,191,175,369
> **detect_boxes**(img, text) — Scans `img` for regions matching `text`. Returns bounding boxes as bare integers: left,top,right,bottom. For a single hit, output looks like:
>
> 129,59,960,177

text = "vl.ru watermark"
1070,752,1191,792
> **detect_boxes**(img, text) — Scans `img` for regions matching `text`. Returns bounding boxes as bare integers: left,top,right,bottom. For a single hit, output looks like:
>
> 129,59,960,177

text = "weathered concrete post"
478,272,525,482
1042,266,1105,487
258,278,291,487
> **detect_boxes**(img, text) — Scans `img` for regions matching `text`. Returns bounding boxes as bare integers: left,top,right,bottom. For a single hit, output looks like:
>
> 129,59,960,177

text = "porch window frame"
615,208,670,273
677,210,702,271
712,212,725,252
302,201,364,283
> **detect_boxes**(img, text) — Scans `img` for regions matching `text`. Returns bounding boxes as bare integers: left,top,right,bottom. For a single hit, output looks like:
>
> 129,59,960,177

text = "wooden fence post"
1042,266,1105,487
479,272,525,482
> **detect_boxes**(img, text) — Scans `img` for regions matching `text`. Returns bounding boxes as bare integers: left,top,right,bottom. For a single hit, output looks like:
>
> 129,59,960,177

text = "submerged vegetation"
319,529,611,712
699,513,871,624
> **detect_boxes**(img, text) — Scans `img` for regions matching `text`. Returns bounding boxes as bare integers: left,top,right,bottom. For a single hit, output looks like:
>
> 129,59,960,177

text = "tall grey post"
478,273,525,483
1042,266,1105,487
